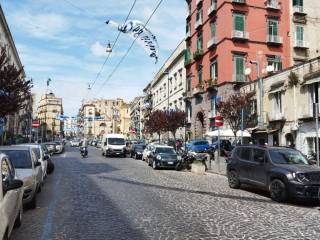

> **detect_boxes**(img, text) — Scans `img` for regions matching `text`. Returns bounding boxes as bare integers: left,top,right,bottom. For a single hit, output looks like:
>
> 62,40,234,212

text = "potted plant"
193,49,203,61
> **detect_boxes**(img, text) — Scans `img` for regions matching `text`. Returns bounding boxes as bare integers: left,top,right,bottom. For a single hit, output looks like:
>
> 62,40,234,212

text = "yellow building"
37,92,63,141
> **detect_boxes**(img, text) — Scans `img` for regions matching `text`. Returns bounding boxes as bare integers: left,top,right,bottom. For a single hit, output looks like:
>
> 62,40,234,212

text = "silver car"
0,153,24,240
0,146,43,209
19,144,48,184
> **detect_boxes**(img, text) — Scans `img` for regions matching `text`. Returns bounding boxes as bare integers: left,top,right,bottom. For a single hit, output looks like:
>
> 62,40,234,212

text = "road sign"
215,116,223,127
32,120,40,128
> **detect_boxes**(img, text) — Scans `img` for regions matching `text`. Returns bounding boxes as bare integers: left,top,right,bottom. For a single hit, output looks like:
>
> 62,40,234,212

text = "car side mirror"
44,155,49,160
308,159,317,165
35,161,41,167
104,142,107,146
5,179,23,191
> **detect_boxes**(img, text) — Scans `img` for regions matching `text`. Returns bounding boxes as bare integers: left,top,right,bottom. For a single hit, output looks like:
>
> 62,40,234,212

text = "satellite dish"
245,68,252,76
266,65,274,72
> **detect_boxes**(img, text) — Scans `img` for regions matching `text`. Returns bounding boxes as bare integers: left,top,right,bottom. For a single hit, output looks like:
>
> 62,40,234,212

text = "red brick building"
185,0,291,139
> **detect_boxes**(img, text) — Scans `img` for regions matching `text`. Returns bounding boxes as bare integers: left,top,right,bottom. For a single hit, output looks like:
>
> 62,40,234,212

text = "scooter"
80,147,88,158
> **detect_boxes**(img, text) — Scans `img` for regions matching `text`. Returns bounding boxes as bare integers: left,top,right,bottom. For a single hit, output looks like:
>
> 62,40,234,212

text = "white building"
148,40,186,140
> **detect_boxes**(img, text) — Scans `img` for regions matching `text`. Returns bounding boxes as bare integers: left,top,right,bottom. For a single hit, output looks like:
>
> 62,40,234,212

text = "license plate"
168,162,173,165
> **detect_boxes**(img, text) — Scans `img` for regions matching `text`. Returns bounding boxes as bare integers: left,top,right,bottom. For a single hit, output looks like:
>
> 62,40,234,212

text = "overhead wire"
95,0,164,96
83,0,138,99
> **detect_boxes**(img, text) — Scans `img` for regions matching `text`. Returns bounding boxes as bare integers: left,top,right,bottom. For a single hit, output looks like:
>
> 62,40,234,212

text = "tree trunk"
158,132,161,143
172,130,176,150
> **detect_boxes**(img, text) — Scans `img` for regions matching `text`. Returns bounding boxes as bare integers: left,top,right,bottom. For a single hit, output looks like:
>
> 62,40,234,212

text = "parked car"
96,140,102,148
0,146,43,209
227,145,320,202
43,142,56,155
19,144,48,183
142,144,155,162
131,144,146,159
0,153,24,240
186,140,210,153
54,141,64,154
148,145,180,170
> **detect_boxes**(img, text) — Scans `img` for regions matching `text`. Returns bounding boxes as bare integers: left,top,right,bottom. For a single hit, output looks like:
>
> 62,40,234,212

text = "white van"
101,134,126,157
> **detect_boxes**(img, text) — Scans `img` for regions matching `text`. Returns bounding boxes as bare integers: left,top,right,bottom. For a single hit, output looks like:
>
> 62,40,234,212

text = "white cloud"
90,41,108,57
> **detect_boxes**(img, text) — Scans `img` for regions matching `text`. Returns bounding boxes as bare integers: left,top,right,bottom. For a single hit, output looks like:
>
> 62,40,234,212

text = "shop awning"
268,81,285,94
205,129,251,137
253,129,278,134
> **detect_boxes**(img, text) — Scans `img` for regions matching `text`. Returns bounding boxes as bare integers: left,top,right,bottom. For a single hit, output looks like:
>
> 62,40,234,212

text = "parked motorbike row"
0,141,63,240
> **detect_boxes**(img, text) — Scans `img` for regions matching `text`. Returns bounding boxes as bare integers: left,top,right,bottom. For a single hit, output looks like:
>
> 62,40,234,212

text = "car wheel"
228,170,241,189
152,160,158,170
3,230,8,240
102,151,105,156
14,207,23,228
269,179,287,202
28,194,37,209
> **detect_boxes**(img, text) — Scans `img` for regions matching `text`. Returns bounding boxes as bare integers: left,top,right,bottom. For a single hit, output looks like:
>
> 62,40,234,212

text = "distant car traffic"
148,145,180,169
131,144,146,159
70,139,80,147
0,146,43,209
186,140,210,153
227,145,320,202
0,153,24,240
101,134,126,157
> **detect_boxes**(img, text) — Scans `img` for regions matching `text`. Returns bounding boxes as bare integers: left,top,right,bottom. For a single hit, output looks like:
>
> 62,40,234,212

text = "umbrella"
205,129,251,137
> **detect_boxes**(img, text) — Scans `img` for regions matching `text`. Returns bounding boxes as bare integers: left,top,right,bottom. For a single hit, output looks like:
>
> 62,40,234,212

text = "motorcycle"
175,151,194,171
80,147,88,158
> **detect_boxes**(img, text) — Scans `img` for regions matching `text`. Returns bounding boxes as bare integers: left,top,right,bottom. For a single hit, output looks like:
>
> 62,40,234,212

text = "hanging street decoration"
106,20,159,64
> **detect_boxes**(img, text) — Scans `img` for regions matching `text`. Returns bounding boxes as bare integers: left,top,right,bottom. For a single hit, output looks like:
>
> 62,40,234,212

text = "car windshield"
108,138,125,145
156,148,175,154
193,141,209,146
269,149,309,165
135,145,145,151
0,150,32,168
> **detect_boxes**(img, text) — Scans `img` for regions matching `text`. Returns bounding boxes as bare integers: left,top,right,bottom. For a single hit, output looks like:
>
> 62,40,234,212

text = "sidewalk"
206,156,227,176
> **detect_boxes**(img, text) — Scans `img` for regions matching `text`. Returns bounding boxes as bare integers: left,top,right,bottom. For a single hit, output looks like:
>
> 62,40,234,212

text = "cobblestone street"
11,146,320,240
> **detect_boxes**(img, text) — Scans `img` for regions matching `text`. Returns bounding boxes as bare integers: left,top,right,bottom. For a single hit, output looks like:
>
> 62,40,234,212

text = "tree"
0,46,32,118
144,110,166,142
164,109,185,144
217,92,253,138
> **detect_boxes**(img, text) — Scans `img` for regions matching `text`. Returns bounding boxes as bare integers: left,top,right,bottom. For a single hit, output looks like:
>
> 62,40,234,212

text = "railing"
293,5,304,14
232,0,246,3
267,0,280,9
232,30,249,40
267,35,283,44
207,3,217,15
268,112,285,121
294,40,308,48
207,37,217,48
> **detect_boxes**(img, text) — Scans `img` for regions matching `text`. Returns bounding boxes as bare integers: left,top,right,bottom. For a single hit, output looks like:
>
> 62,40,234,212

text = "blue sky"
1,0,185,116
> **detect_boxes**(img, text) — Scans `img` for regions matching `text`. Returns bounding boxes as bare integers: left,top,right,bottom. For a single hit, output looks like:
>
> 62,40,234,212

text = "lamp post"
163,70,170,140
250,60,264,129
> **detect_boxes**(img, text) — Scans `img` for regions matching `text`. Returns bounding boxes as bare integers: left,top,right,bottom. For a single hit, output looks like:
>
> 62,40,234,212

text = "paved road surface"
11,146,320,240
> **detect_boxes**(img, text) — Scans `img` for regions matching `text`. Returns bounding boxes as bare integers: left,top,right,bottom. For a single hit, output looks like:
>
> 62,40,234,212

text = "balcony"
293,5,306,15
232,30,249,41
232,0,246,4
183,91,193,100
266,35,283,45
196,0,202,5
207,37,217,49
233,74,246,82
268,112,286,122
193,49,203,61
294,40,309,49
195,18,203,29
207,3,217,16
193,84,205,96
266,0,280,10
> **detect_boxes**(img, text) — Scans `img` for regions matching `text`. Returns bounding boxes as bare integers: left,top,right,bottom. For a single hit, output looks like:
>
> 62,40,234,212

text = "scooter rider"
80,138,89,157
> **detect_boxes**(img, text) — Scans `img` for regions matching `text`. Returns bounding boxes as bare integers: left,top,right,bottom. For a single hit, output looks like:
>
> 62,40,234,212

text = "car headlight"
137,152,141,154
156,155,162,160
294,172,309,182
177,156,182,160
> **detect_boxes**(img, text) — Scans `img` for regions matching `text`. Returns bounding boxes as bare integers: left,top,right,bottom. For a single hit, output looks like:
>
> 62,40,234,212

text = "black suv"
227,145,320,202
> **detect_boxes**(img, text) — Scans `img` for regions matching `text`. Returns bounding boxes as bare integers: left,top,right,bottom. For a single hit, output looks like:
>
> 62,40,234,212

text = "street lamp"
250,60,264,129
106,41,113,53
